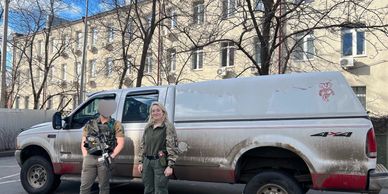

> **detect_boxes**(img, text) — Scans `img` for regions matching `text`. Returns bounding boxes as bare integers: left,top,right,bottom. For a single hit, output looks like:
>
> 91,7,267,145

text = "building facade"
11,0,388,117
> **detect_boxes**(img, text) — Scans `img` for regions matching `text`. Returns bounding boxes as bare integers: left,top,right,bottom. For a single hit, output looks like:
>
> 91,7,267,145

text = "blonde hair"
147,102,170,125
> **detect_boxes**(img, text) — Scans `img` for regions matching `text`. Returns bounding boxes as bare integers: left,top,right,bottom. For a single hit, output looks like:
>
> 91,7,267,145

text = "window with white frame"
106,58,113,76
37,40,42,56
61,64,67,80
107,26,115,43
254,37,261,64
146,15,152,30
167,48,176,72
24,96,29,109
255,0,264,11
127,20,133,40
342,28,365,57
76,31,82,49
222,0,236,19
47,98,52,110
75,62,81,80
15,96,20,109
192,47,203,70
170,9,177,29
91,28,98,47
49,38,54,53
89,59,97,78
145,52,153,74
293,32,315,60
127,57,133,75
351,86,366,109
221,42,235,67
48,67,54,81
193,2,204,24
36,68,41,82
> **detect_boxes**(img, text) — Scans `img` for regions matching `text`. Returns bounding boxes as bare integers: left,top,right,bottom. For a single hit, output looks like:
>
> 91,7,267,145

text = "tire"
244,170,303,194
20,156,61,194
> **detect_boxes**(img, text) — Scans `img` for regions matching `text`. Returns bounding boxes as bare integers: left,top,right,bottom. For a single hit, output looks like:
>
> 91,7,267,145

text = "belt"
145,155,160,160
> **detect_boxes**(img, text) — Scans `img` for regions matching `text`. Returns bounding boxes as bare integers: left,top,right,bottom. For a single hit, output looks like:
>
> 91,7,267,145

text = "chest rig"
84,118,117,155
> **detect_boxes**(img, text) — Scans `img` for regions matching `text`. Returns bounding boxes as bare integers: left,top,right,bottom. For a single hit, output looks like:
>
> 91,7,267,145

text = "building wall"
12,0,388,116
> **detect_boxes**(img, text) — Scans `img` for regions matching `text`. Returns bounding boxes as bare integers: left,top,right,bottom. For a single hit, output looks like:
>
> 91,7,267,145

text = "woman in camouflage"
137,102,179,194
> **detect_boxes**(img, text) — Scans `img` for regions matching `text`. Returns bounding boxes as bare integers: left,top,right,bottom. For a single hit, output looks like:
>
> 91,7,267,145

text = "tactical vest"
85,118,117,155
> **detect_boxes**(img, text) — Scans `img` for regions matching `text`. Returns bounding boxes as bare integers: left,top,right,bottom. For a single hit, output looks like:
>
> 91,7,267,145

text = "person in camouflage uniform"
80,100,125,194
137,102,179,194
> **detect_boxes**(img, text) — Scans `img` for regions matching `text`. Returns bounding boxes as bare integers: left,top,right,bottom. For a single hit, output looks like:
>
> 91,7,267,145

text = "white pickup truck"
15,72,388,194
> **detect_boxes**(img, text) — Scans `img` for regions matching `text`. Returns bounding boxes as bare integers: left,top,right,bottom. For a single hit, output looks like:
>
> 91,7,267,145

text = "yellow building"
11,0,388,117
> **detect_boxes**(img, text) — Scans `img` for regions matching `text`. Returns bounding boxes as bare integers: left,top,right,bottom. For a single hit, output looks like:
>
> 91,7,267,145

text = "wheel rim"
257,183,288,194
27,164,47,189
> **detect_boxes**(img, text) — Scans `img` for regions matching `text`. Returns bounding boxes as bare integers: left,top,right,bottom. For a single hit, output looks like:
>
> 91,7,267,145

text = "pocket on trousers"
155,169,168,187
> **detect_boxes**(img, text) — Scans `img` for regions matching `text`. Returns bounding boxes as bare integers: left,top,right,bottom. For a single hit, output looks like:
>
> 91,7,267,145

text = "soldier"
80,99,125,194
137,102,179,194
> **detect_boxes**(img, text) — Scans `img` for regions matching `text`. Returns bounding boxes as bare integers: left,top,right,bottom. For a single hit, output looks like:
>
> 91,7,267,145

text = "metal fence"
0,108,55,151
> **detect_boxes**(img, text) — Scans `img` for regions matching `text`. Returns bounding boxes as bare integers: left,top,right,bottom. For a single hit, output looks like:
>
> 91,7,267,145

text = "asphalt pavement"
0,153,387,194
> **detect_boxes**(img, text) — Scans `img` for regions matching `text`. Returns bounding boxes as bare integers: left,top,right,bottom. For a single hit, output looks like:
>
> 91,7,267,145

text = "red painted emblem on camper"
319,82,335,102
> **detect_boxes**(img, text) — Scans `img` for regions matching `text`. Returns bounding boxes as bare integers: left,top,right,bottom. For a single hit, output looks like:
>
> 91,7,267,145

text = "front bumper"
369,164,388,191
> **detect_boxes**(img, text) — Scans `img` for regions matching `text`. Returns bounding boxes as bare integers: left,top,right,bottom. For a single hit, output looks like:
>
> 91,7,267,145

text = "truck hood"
18,122,55,136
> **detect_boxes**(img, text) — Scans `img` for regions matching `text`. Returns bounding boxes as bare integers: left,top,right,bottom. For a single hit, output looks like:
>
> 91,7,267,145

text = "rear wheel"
20,156,61,194
244,170,303,194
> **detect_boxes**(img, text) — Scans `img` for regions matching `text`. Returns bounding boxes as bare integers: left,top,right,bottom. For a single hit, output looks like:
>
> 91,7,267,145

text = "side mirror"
52,112,63,130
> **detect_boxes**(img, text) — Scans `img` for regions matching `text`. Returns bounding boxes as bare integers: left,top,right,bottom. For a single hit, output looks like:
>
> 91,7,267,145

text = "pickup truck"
15,71,388,194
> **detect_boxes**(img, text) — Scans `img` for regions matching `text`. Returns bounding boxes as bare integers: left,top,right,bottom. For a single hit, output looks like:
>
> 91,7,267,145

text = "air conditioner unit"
340,57,354,69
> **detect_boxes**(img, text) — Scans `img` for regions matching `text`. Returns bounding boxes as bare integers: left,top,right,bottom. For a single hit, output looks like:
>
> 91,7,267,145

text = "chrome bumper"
14,150,22,167
369,164,388,191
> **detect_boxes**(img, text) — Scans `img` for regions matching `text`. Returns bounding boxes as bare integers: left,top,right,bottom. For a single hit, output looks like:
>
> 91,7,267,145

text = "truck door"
55,94,117,174
113,90,160,177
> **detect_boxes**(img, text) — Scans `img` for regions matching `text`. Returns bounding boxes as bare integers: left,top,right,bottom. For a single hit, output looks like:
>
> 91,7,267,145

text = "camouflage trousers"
142,157,169,194
80,155,110,194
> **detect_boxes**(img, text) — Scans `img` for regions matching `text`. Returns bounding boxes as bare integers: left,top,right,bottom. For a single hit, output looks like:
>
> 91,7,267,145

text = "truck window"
122,93,158,123
70,95,116,128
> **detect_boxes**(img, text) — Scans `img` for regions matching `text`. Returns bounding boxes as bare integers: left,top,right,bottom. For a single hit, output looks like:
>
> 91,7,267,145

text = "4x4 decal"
311,132,352,137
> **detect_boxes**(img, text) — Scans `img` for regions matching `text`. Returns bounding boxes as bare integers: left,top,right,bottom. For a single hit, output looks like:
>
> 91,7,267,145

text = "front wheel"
244,170,303,194
20,156,61,194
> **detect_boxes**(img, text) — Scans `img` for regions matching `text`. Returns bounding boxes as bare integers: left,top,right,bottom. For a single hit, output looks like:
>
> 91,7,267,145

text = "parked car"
15,71,388,194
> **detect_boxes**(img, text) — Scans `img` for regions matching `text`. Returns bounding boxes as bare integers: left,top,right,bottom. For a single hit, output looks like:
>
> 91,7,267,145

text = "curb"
0,150,15,157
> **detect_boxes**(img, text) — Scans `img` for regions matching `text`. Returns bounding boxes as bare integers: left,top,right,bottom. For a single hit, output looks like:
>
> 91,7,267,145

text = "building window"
221,42,235,67
342,28,365,56
146,15,152,30
50,38,54,53
15,96,20,109
47,98,52,110
107,26,115,43
255,0,264,11
89,59,97,78
61,64,67,80
352,86,366,109
72,94,78,110
145,52,152,74
37,40,43,56
106,58,113,76
170,9,177,29
24,96,29,109
293,32,315,60
76,31,82,49
193,2,205,24
167,48,176,72
91,28,98,47
126,20,133,40
127,57,133,75
75,62,81,80
192,47,203,70
48,67,54,81
222,0,236,19
254,37,261,64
